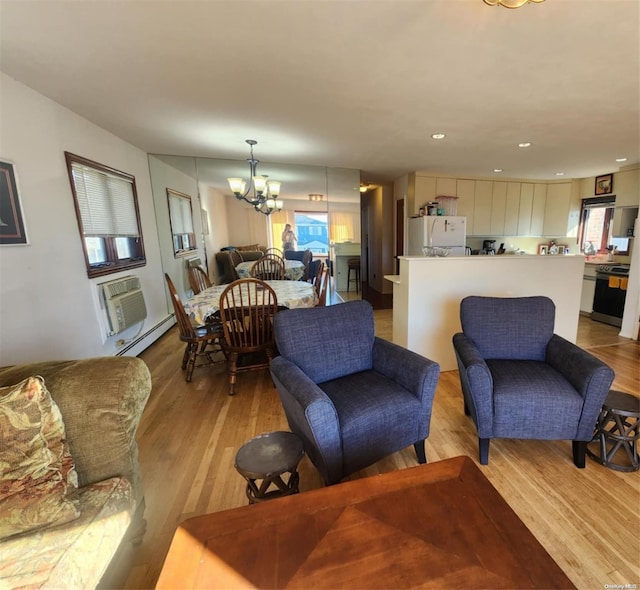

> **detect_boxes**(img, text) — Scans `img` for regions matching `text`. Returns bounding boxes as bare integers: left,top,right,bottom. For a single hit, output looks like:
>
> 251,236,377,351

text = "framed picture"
595,173,613,195
558,245,568,254
0,160,28,245
538,244,548,255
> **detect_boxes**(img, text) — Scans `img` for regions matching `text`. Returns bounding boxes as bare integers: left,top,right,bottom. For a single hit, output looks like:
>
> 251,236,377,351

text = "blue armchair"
270,300,440,485
452,296,614,467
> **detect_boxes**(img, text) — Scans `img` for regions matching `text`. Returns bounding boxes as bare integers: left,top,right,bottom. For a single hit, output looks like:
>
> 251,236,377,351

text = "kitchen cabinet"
473,181,493,235
518,183,535,236
504,182,521,235
456,179,475,235
530,184,547,236
436,177,457,199
414,175,436,214
613,168,640,207
612,207,638,237
580,265,597,314
490,182,507,235
543,183,572,237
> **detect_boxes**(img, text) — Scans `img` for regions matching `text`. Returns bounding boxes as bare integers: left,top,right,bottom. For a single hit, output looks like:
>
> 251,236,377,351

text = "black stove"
593,265,630,327
596,264,630,276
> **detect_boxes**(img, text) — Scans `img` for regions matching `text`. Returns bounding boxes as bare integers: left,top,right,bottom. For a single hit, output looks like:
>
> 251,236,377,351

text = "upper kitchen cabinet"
613,167,640,207
543,183,573,237
490,182,507,235
456,179,475,235
518,183,535,236
530,183,547,236
473,181,493,235
504,182,521,236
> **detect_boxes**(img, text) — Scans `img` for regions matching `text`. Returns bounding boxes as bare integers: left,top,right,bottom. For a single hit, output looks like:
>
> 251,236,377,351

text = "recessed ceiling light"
616,157,627,162
431,133,446,140
555,172,565,176
518,142,532,148
493,168,503,173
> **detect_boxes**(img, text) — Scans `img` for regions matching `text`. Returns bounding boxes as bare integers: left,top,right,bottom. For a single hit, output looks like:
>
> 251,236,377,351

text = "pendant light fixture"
227,140,283,216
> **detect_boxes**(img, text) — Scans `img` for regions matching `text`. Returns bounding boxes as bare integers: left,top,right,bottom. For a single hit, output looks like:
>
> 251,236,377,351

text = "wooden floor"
100,314,640,590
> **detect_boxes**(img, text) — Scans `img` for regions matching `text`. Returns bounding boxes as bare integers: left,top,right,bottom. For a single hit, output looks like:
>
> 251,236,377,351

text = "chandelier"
227,140,283,216
308,193,324,202
483,0,544,7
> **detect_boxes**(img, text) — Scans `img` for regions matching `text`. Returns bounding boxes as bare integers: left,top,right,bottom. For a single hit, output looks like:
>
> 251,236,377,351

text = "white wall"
0,75,171,365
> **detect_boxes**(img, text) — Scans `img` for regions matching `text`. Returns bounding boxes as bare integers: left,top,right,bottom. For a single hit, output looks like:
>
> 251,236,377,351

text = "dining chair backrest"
219,279,279,352
227,250,243,281
301,249,313,280
165,273,196,340
264,247,284,258
312,261,325,295
250,253,286,280
317,266,330,306
188,265,212,295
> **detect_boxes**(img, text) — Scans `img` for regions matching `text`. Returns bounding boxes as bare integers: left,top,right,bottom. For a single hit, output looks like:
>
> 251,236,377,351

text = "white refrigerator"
407,216,467,256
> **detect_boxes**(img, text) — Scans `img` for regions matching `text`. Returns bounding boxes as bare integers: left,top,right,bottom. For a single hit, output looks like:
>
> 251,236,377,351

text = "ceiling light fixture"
483,0,545,8
308,193,324,202
518,142,532,148
227,139,283,216
616,158,628,162
359,183,370,193
556,172,565,176
431,133,446,140
493,168,503,173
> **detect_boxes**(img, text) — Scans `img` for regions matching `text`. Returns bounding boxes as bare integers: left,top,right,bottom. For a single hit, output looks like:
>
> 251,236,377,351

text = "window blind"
72,163,139,237
168,194,194,234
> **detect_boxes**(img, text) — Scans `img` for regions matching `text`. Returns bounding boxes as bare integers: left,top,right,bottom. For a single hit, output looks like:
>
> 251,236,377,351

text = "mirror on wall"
148,153,362,301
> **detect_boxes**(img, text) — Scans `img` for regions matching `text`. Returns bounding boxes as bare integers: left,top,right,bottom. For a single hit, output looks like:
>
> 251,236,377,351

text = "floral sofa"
0,356,151,589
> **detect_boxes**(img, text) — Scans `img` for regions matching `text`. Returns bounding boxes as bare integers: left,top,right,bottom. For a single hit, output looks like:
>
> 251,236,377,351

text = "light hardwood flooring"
101,315,640,590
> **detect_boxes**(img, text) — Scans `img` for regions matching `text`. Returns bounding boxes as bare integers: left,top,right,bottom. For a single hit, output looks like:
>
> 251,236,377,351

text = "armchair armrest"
371,337,440,405
270,357,343,485
452,333,494,437
546,334,615,439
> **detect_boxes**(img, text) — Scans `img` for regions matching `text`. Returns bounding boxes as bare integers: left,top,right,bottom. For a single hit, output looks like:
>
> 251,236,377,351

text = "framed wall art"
594,173,613,195
537,244,548,255
0,160,28,245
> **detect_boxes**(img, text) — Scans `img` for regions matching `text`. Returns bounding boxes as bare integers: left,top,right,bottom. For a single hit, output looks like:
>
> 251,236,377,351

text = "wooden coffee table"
156,456,574,589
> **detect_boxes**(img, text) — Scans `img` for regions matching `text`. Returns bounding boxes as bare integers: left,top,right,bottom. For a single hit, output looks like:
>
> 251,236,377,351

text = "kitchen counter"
387,254,585,371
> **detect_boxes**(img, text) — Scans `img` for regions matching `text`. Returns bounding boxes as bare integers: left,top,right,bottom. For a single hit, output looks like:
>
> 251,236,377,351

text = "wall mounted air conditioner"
100,275,147,335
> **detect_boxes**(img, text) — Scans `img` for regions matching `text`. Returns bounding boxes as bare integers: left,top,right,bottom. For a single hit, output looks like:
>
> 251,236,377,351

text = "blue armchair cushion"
460,296,555,361
274,301,375,383
488,360,584,439
319,370,424,476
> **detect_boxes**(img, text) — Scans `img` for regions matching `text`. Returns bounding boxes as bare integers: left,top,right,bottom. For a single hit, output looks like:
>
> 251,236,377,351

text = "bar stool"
347,257,360,293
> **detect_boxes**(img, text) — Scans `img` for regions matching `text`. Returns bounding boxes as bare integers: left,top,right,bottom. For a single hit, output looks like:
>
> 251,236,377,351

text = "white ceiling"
1,0,639,186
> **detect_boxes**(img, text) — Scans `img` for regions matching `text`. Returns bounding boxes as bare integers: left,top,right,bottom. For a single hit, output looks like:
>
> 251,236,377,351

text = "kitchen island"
385,254,585,371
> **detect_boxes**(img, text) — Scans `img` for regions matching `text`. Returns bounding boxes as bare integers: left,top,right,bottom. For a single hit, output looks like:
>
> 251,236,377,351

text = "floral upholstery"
0,357,151,589
0,376,80,540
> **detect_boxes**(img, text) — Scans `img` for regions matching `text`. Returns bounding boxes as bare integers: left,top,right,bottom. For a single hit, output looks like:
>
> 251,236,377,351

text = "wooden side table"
234,431,304,504
586,390,640,472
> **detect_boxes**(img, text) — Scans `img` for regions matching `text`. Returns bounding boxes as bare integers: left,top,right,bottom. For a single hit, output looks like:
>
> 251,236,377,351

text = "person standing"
282,223,297,252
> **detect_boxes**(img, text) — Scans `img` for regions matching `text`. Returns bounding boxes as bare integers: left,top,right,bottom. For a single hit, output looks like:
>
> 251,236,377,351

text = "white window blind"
168,194,194,234
72,163,139,237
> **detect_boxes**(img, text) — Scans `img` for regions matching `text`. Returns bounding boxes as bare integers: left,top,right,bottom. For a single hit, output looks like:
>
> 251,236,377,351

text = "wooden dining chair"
165,273,225,382
312,261,325,295
316,266,330,306
250,253,286,281
188,265,212,295
301,249,313,281
264,247,284,258
227,250,243,281
218,278,279,395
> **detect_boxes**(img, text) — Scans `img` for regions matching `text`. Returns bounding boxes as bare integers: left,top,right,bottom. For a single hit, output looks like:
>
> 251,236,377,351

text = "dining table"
184,280,318,325
235,259,305,281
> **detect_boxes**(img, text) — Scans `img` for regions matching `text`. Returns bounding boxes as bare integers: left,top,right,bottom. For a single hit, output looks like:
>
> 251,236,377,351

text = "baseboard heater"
115,314,175,356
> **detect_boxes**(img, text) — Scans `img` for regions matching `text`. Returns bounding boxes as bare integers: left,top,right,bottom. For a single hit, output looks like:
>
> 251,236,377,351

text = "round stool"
234,431,305,503
347,258,360,293
586,390,640,472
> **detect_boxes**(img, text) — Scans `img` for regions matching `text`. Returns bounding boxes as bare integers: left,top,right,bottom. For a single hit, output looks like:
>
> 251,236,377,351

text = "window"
294,212,329,255
167,189,196,256
65,152,145,278
579,196,630,255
